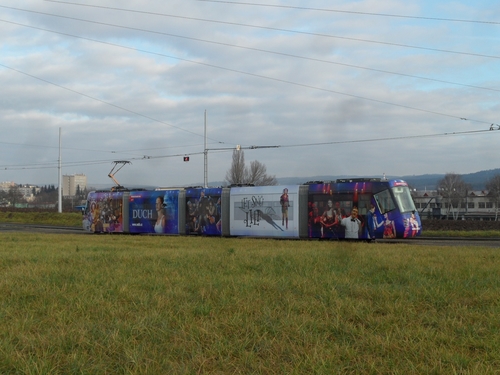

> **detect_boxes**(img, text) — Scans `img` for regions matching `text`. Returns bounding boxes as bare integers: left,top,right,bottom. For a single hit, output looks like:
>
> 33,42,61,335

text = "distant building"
62,174,87,197
18,184,40,202
412,189,498,220
0,181,40,203
0,181,16,192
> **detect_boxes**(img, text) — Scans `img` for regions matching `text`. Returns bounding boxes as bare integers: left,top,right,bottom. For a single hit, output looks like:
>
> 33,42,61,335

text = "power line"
0,139,213,157
278,128,498,148
1,4,496,165
190,0,500,25
43,0,500,25
31,3,500,60
2,127,498,171
0,24,491,126
0,62,227,145
2,7,499,93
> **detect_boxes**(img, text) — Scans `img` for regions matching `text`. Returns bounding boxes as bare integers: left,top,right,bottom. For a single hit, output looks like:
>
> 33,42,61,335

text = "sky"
1,0,499,188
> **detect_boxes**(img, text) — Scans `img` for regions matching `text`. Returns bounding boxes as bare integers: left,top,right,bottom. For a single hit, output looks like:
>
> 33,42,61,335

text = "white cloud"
0,0,498,188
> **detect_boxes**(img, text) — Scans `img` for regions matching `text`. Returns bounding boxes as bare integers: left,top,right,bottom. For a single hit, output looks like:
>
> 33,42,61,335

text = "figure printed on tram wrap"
215,197,222,233
403,212,420,238
321,200,343,238
204,199,218,234
308,202,322,238
341,206,362,239
107,206,122,233
192,215,201,234
154,196,166,234
186,200,198,234
382,213,396,239
198,190,210,232
280,188,290,229
92,204,103,232
333,201,346,220
365,203,383,240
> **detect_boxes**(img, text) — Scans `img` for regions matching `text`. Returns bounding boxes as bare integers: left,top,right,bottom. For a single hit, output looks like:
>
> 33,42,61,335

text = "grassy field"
0,211,82,227
1,234,499,374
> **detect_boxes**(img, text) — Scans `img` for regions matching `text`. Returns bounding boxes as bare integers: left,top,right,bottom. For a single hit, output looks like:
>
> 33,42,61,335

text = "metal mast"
58,127,62,213
204,110,208,188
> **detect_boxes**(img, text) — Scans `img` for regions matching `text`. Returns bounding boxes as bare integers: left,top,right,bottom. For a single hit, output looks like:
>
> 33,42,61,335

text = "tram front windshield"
392,186,416,213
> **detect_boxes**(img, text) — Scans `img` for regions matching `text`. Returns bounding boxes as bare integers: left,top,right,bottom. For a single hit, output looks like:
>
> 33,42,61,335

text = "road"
0,223,499,247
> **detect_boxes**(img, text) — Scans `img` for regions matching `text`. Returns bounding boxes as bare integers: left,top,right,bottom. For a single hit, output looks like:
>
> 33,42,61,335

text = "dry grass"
1,233,499,374
0,212,82,227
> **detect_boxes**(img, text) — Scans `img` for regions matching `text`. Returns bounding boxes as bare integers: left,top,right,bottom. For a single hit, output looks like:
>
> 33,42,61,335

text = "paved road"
1,223,499,247
377,237,500,248
0,223,86,235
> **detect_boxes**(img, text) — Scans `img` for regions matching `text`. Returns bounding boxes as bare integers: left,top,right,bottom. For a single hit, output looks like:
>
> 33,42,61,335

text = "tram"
82,178,421,240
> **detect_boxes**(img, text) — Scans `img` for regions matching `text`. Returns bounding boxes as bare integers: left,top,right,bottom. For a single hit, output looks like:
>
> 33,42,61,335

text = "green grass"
1,234,499,374
0,212,82,227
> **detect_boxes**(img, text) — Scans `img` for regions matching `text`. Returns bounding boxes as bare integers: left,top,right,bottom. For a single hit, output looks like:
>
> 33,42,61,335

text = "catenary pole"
58,127,62,213
204,110,208,188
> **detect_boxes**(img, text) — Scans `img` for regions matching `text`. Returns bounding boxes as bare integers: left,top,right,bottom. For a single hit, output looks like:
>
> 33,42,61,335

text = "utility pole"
204,110,208,188
58,127,62,213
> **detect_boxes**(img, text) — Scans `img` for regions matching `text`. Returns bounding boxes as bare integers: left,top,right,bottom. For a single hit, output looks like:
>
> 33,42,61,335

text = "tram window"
374,189,396,214
358,194,372,215
392,186,417,213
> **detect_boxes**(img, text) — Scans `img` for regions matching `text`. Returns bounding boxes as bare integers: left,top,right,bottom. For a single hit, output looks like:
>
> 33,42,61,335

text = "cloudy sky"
1,0,499,188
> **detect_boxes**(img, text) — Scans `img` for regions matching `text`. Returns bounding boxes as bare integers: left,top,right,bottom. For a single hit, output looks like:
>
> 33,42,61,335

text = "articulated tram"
82,178,421,240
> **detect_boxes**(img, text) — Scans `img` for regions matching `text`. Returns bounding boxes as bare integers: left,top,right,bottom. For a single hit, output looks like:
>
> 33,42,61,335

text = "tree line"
429,173,500,220
0,185,88,210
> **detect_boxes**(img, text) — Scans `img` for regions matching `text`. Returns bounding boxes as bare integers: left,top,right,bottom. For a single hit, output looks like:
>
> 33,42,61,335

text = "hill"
88,169,500,192
401,169,500,190
276,168,500,191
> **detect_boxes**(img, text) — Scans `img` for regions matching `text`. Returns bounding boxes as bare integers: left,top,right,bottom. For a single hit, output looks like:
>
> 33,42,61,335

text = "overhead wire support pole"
58,127,62,213
204,110,208,188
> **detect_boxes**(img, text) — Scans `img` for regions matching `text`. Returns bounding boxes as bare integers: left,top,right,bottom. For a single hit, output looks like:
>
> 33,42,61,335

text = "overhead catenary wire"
188,0,500,25
0,62,226,145
1,7,499,93
0,5,495,131
1,127,498,171
1,1,497,178
25,3,500,60
0,30,493,127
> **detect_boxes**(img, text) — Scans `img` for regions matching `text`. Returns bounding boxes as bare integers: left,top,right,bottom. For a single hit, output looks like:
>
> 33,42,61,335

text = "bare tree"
486,174,500,221
225,150,278,186
436,173,471,220
7,185,25,207
225,149,248,185
247,160,278,186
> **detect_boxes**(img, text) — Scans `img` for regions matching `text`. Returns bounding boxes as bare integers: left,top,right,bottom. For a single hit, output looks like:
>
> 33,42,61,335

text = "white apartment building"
62,174,87,197
0,181,40,202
